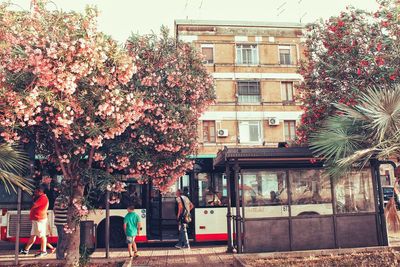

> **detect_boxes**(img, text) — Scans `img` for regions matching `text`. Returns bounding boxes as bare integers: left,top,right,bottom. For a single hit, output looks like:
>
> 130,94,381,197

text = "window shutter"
239,122,250,143
236,46,242,64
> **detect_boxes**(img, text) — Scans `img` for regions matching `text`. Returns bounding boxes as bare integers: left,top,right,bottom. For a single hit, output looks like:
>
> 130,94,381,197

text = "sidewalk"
0,245,234,266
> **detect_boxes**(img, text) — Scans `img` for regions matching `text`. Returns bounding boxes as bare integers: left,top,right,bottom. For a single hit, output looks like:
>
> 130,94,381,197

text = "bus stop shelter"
214,146,389,253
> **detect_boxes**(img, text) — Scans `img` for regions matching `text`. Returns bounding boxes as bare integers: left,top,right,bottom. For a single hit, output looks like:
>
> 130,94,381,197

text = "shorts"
31,219,48,238
126,236,136,244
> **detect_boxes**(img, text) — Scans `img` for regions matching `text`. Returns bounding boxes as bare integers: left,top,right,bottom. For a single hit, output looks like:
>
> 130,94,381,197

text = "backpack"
179,196,192,224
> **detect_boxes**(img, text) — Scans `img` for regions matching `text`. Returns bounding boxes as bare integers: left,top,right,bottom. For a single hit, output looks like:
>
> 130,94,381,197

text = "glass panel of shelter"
240,170,289,218
335,170,375,214
289,169,333,215
234,168,375,218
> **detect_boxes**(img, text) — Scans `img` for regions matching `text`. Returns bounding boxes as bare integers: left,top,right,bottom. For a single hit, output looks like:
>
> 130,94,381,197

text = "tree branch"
87,146,95,169
52,134,69,180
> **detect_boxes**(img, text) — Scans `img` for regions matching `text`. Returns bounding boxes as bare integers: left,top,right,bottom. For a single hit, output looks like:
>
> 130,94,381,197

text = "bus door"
147,175,192,241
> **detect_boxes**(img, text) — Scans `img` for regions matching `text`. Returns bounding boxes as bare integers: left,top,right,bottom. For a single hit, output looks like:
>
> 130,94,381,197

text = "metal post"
233,160,242,253
14,187,22,265
373,160,389,246
105,190,110,258
225,163,233,253
240,169,245,253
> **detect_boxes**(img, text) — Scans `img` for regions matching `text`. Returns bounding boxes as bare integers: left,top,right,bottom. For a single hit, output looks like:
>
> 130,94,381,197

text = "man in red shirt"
20,184,49,257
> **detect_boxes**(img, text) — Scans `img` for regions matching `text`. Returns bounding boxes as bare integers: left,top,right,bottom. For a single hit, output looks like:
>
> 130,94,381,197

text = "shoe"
50,248,56,254
35,251,48,258
19,249,29,255
175,244,183,249
134,252,139,257
182,245,190,249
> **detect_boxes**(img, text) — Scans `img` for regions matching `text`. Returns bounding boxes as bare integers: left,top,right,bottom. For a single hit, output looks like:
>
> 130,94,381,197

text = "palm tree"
310,83,400,178
0,143,33,193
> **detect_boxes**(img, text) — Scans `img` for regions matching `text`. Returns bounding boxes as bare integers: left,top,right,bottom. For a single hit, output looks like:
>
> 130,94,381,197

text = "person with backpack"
175,189,193,249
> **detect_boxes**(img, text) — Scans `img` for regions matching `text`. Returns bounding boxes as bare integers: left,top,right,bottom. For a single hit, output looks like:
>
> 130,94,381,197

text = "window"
201,45,214,64
197,173,228,207
284,120,296,142
289,169,333,215
241,171,288,218
335,170,375,214
281,82,294,102
238,81,260,103
239,121,262,143
202,121,216,143
279,46,291,65
236,44,258,65
90,181,144,210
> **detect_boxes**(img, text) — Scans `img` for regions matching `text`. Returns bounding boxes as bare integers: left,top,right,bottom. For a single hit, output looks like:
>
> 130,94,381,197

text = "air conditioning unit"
217,129,229,137
268,118,280,126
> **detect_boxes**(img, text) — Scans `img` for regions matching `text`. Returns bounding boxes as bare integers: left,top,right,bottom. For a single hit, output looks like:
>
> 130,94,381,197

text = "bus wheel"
96,216,126,248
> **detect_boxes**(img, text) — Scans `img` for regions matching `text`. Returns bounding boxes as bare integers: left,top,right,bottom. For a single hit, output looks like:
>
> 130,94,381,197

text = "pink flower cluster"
72,198,89,216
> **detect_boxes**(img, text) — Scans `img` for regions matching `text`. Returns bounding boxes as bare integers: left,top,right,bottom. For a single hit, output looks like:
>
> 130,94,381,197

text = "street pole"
105,190,110,258
14,187,22,265
225,163,233,253
233,160,242,253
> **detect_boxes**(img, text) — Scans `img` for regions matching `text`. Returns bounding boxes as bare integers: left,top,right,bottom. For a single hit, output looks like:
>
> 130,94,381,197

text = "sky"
5,0,379,42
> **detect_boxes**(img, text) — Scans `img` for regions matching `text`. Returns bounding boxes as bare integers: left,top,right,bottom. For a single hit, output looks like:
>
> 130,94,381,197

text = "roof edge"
174,19,304,29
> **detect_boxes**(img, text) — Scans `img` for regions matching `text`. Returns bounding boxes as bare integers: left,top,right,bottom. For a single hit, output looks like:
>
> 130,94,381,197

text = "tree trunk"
64,183,84,267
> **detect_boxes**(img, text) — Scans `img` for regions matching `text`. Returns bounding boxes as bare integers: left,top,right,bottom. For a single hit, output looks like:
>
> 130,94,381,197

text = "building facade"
175,20,305,158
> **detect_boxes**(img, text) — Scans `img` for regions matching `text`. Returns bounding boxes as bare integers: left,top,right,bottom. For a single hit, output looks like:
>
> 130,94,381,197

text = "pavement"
0,245,234,266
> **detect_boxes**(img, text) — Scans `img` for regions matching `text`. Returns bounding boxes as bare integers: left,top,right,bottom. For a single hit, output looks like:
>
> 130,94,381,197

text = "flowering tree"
297,0,400,143
0,1,214,264
93,29,215,192
0,1,143,265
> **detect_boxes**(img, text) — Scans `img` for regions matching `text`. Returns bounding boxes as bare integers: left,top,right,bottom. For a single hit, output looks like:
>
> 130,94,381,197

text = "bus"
0,171,230,247
1,160,396,247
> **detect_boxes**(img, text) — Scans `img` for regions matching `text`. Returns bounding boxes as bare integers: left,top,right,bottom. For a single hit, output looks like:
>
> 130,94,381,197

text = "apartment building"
175,20,305,158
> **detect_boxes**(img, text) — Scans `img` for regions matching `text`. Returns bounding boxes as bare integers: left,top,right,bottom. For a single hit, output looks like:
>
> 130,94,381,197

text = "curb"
123,258,149,267
232,246,396,266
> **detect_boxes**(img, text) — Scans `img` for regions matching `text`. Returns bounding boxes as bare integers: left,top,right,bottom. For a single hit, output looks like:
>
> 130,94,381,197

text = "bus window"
121,183,143,209
89,182,144,210
289,169,332,216
197,173,227,207
241,171,288,207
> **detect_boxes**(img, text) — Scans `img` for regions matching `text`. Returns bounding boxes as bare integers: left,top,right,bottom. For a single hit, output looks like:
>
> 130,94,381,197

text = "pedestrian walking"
20,184,49,257
53,193,69,259
45,219,56,254
124,205,141,258
175,189,193,249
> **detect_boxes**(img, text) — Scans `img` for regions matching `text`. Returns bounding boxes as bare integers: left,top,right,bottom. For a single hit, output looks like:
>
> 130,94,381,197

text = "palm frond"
357,85,400,142
334,103,371,123
310,116,365,163
310,83,400,179
0,143,33,194
336,147,376,168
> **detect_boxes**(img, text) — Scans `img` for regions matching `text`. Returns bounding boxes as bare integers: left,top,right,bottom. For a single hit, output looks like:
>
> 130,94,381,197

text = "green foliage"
310,84,400,177
0,143,33,193
298,0,400,142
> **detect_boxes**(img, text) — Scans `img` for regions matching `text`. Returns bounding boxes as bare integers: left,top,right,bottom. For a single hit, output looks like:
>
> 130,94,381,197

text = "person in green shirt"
124,205,142,258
